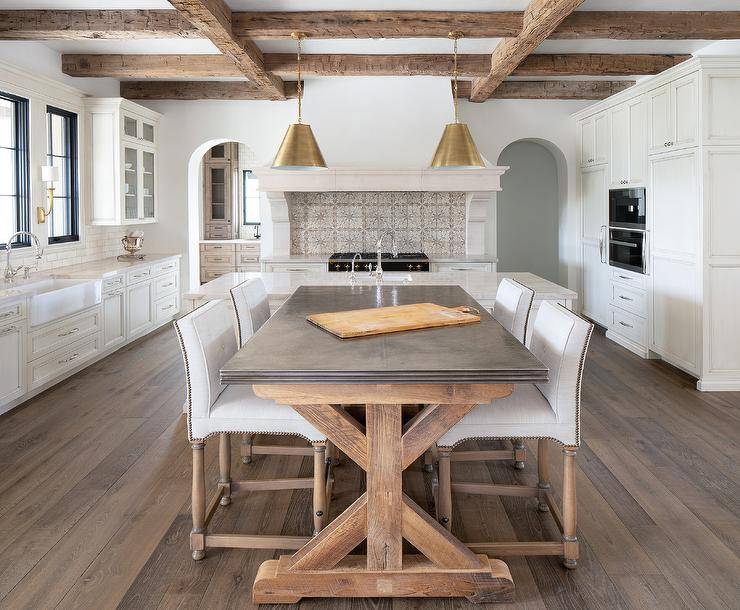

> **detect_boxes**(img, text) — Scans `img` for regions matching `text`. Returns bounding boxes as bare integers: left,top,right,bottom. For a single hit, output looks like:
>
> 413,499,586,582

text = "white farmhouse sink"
26,279,102,327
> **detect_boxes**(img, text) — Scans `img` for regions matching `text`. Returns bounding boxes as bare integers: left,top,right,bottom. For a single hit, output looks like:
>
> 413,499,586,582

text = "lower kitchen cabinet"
102,288,126,349
127,280,155,339
581,242,610,327
0,321,26,405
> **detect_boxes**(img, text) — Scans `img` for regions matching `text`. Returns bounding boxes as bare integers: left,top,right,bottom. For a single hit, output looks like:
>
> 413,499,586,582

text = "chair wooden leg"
313,443,327,535
241,433,254,464
219,433,232,506
423,449,434,473
437,447,452,531
191,442,206,560
562,446,578,569
513,438,526,470
537,439,550,512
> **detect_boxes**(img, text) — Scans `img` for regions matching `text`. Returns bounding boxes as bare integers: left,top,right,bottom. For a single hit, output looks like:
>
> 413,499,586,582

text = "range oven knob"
415,264,422,270
365,263,371,271
408,264,414,271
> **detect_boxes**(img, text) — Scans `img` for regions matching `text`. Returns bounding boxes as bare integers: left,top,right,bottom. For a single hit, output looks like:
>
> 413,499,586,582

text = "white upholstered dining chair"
425,278,536,473
174,298,332,561
435,301,593,569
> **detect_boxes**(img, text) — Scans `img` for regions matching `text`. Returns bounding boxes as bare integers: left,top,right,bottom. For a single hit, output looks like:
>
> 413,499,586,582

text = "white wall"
496,141,560,283
136,78,591,289
0,42,119,98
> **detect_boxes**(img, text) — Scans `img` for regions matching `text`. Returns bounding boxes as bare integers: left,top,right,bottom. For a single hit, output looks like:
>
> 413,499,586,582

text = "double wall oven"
607,187,648,275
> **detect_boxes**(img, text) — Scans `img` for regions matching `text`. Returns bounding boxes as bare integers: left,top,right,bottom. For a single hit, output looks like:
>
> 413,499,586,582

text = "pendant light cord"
296,34,303,124
452,35,459,124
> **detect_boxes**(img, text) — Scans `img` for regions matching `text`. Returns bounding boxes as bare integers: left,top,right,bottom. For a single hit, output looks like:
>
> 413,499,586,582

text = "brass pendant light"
430,32,484,170
272,32,327,170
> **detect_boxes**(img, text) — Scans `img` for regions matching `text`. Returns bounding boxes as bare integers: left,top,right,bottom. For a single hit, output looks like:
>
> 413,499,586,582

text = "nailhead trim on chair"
438,304,594,451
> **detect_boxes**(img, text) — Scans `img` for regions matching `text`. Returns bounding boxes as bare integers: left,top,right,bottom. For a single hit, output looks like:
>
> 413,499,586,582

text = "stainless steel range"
328,252,430,272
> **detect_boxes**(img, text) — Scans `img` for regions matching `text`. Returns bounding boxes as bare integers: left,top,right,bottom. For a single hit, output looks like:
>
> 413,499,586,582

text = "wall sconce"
37,165,59,224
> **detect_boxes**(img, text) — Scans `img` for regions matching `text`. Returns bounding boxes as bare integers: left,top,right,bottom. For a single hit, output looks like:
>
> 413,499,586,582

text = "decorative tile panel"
286,191,466,256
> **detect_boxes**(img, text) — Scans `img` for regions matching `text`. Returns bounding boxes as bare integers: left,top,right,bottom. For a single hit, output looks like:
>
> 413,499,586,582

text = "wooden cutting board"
307,302,481,339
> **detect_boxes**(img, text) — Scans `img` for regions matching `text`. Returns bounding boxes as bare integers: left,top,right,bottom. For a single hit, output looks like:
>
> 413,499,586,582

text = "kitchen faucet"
349,252,361,285
370,232,398,283
4,231,43,283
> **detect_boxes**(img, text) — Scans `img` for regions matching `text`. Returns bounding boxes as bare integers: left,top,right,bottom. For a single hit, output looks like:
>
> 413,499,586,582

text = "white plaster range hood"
252,166,509,258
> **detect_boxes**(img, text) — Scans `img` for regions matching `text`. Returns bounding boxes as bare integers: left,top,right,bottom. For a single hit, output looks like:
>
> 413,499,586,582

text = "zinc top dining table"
221,284,548,604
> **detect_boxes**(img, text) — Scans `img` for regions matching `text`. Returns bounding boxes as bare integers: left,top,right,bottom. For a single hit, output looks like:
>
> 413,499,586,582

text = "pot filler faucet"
4,231,43,284
370,232,398,283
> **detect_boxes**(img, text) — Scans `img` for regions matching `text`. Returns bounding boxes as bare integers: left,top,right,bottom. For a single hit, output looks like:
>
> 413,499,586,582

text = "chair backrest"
230,278,271,347
529,301,593,431
493,278,535,343
173,299,237,421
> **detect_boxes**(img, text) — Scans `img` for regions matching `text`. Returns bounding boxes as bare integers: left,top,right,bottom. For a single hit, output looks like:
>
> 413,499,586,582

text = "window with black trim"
46,106,79,244
0,91,30,249
242,169,261,226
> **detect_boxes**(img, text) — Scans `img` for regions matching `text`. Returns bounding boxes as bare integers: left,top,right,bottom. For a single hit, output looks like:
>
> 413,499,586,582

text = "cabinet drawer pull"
0,310,16,319
161,282,174,288
618,275,631,280
0,325,17,336
286,268,308,272
58,352,79,365
618,321,633,329
58,327,80,337
618,295,634,302
162,304,175,310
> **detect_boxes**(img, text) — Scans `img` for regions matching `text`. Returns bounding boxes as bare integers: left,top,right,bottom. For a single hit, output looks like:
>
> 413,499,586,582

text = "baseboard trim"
696,376,740,392
605,330,650,358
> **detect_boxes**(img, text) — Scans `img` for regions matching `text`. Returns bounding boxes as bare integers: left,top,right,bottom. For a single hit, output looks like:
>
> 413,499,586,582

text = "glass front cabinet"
86,98,160,225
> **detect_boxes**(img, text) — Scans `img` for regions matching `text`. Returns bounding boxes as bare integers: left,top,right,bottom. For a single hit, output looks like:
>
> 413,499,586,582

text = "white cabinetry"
431,262,494,272
579,112,609,167
576,57,740,390
102,287,126,349
126,275,155,339
86,98,161,225
262,262,328,273
0,316,25,405
580,165,610,326
610,97,647,186
648,73,698,155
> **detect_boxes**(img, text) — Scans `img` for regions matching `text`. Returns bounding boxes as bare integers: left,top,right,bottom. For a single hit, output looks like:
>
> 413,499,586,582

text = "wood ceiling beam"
233,11,740,40
120,80,299,100
470,0,586,103
457,80,635,100
0,10,198,39
166,0,285,99
62,53,689,79
3,11,739,41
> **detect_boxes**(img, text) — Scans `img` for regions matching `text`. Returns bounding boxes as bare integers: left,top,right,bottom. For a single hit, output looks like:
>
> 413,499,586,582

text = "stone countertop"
260,254,498,263
200,239,261,245
183,271,576,304
49,254,181,280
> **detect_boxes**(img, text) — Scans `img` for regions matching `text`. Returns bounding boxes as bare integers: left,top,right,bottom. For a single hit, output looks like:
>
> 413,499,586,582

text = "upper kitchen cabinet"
609,97,647,187
702,69,740,146
579,112,609,167
86,98,161,225
647,73,698,155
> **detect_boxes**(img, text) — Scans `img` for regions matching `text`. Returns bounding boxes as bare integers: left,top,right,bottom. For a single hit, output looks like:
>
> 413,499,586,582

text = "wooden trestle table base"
250,382,516,604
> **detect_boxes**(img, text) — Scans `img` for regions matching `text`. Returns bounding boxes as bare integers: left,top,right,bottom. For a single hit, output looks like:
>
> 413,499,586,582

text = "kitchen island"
183,271,577,335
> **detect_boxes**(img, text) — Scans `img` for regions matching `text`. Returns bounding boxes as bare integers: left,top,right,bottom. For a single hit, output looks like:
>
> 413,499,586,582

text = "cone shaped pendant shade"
430,123,484,169
273,123,326,170
272,32,327,170
430,32,484,170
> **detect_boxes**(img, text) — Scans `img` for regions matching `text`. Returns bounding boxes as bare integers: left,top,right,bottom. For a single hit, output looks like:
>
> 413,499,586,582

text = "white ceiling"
1,1,738,83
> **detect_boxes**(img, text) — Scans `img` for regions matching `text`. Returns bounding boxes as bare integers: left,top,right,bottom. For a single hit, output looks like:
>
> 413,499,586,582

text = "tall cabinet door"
580,164,610,326
649,149,700,373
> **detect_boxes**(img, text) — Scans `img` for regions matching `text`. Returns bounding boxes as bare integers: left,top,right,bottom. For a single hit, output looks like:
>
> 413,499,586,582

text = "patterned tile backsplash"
287,191,466,256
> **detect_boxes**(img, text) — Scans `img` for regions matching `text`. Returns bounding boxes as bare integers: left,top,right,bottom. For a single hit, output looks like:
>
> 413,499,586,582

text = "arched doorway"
186,139,260,288
496,139,564,284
